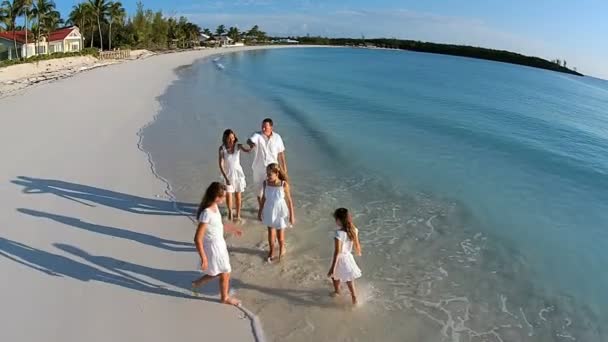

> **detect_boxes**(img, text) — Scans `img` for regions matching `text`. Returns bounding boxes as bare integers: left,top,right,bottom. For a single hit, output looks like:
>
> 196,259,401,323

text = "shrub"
81,48,99,57
0,48,102,68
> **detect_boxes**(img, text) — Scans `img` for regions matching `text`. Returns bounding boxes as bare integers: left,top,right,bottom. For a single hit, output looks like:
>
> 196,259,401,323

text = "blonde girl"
258,163,295,262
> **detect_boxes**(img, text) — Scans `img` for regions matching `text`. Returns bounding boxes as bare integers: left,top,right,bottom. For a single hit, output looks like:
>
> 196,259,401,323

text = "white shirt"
198,207,224,241
249,131,285,179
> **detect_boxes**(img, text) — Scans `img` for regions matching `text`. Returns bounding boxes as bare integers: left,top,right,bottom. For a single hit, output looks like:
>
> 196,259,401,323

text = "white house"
0,26,83,60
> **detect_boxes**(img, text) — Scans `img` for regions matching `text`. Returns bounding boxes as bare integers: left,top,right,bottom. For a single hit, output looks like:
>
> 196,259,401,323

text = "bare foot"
222,297,241,306
351,296,358,305
330,291,340,297
279,247,287,261
266,252,275,263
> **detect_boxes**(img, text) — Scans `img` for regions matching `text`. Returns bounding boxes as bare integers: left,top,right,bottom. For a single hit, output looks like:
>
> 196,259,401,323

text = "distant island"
289,36,583,77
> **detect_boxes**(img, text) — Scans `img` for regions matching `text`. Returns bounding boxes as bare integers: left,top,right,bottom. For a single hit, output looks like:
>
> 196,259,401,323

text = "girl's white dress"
221,146,246,193
333,229,362,282
199,207,231,276
262,181,290,229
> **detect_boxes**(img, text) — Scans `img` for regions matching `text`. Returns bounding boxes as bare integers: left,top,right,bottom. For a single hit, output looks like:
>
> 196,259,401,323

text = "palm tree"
41,9,60,51
32,0,55,54
19,0,33,57
202,28,211,36
107,1,123,50
1,4,9,31
228,26,239,42
1,0,22,59
88,0,110,50
68,2,93,49
215,24,225,36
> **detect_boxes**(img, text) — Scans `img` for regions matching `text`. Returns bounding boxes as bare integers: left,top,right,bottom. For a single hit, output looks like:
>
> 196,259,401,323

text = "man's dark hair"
262,118,274,126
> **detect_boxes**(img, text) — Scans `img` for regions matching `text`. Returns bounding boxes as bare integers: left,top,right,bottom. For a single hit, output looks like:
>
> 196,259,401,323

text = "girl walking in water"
219,129,250,222
328,208,362,305
258,163,295,262
192,182,242,306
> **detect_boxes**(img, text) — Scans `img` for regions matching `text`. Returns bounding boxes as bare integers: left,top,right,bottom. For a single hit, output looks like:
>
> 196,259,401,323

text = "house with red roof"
0,26,83,60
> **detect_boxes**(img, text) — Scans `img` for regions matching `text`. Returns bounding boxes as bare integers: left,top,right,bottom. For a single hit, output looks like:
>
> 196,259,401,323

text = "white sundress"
198,207,231,276
221,146,246,193
262,181,290,229
333,229,362,282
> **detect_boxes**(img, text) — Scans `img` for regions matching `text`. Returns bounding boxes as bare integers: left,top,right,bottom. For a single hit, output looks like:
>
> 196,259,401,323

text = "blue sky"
54,0,608,78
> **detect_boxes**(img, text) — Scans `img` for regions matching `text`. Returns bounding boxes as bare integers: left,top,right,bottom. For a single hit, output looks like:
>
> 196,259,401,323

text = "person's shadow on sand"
0,237,198,300
17,208,195,252
11,176,196,216
0,236,335,308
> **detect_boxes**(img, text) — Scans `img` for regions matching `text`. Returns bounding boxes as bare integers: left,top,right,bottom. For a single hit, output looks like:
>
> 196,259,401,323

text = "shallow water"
142,48,608,341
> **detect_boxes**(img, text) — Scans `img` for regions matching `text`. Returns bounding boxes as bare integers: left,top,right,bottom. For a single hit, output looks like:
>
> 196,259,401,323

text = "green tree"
150,11,167,48
228,26,239,41
19,0,32,57
1,0,22,58
41,8,60,50
88,0,110,50
68,2,95,48
215,24,225,36
132,1,150,47
202,27,211,36
32,0,55,54
107,1,124,50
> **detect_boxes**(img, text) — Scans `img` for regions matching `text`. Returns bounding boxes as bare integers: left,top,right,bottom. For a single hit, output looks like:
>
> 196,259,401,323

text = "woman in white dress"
327,208,362,305
219,129,251,221
258,163,295,262
192,182,243,306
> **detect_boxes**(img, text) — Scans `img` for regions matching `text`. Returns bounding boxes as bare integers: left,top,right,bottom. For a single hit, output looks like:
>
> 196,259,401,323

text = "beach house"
0,26,83,60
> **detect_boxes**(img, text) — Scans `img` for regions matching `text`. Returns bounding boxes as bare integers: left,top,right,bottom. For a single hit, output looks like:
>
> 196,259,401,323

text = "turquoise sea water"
142,48,608,341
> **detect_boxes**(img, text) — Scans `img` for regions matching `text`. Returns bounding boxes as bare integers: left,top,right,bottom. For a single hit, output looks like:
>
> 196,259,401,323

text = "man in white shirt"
247,118,288,211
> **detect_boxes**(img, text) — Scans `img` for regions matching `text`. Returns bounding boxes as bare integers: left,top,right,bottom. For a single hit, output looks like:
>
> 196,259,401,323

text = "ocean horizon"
142,47,608,341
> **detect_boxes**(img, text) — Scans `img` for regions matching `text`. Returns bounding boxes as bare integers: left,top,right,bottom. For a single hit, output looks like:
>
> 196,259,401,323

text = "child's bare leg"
267,228,276,261
331,278,341,296
192,274,218,295
277,229,286,260
219,272,240,306
346,281,358,305
235,192,243,220
226,192,233,220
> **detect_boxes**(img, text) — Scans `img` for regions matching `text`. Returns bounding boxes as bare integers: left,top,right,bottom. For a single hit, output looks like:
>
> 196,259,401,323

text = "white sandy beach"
0,46,296,342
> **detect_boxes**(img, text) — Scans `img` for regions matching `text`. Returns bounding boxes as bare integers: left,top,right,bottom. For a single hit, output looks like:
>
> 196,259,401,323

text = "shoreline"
0,46,332,99
0,45,318,342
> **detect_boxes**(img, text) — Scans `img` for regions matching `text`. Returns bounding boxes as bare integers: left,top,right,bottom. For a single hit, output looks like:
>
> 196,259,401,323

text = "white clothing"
220,145,246,193
249,131,285,193
262,181,290,229
198,207,231,276
332,229,362,282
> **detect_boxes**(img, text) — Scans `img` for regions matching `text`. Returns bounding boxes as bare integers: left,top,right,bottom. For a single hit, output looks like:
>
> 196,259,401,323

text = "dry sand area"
0,47,285,341
0,49,154,97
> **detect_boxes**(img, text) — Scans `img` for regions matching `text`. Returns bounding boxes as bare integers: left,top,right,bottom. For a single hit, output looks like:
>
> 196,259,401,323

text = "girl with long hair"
192,182,242,306
327,207,362,305
258,163,295,262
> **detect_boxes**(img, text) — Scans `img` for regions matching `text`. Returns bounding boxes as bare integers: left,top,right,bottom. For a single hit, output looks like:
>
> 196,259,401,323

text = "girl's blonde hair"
333,208,356,241
266,163,287,182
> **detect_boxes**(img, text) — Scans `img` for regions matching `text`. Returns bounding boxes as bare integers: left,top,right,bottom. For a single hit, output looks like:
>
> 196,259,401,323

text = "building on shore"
0,26,84,60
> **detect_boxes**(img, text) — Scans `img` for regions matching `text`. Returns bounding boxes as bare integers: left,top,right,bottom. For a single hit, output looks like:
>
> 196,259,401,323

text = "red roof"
0,27,77,44
0,30,33,44
48,27,76,42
